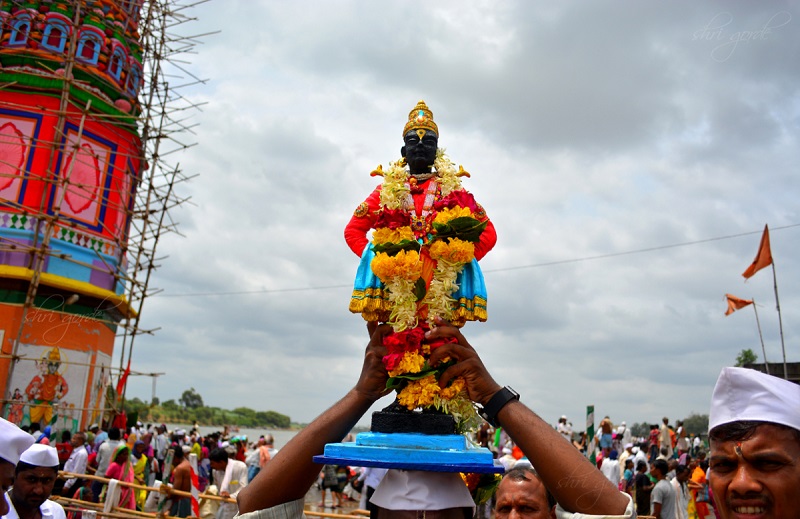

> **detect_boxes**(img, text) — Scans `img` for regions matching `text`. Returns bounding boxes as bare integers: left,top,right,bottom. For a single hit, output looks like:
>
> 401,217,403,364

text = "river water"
164,423,298,449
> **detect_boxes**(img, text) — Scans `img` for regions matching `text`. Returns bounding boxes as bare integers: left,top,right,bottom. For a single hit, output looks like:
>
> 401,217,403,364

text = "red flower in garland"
383,327,426,354
426,335,458,350
434,190,479,212
375,208,411,230
383,353,404,371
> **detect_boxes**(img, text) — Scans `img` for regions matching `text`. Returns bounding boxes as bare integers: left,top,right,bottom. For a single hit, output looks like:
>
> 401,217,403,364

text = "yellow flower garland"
434,206,474,225
371,250,422,282
388,351,426,377
372,226,414,245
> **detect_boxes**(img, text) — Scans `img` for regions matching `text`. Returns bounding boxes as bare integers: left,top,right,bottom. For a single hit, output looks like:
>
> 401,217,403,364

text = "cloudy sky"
121,1,800,430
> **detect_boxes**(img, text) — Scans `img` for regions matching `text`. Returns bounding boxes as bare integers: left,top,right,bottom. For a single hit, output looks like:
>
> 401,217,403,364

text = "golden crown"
403,100,439,138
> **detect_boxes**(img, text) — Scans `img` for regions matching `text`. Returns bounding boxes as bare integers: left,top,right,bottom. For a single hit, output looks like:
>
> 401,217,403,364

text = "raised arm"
236,324,391,513
427,323,629,516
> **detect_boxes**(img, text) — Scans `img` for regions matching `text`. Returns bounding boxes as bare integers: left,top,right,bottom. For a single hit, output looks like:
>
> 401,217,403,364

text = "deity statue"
344,101,496,432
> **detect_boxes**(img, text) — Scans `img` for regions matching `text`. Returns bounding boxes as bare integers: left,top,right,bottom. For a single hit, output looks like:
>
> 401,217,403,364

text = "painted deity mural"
0,0,147,429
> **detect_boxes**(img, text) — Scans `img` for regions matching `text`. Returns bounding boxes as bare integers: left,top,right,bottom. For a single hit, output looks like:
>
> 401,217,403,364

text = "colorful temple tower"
0,0,196,432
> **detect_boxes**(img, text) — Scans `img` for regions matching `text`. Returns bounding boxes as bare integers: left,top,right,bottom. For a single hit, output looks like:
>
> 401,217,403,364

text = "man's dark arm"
652,502,662,518
428,324,630,516
237,325,390,513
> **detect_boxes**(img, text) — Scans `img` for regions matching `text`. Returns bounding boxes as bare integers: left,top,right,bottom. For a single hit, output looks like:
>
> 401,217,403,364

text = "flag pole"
771,262,787,379
751,299,769,375
586,405,595,465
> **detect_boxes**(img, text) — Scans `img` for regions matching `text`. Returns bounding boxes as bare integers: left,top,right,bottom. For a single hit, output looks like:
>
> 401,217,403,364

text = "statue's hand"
426,319,502,407
353,324,391,402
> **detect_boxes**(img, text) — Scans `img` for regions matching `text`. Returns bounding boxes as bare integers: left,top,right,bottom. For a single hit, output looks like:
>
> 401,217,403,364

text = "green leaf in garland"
385,359,457,390
371,239,421,256
414,277,427,301
432,217,487,243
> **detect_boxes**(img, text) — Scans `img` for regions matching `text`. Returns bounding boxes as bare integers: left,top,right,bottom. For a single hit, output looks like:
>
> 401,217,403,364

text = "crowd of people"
1,419,281,519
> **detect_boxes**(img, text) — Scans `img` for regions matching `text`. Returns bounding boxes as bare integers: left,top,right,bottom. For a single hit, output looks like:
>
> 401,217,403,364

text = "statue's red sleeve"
344,187,382,256
475,219,497,261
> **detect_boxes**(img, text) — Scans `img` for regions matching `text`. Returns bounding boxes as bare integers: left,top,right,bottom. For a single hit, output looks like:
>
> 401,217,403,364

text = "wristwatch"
478,386,519,427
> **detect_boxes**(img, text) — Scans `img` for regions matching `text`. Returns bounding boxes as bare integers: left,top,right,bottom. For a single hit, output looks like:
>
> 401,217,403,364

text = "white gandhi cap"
19,444,59,468
371,470,475,511
709,367,800,433
0,417,35,465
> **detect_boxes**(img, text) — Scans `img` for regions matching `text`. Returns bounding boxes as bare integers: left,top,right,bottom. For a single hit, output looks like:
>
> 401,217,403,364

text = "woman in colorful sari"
131,441,150,509
687,459,710,519
103,444,136,510
67,486,94,519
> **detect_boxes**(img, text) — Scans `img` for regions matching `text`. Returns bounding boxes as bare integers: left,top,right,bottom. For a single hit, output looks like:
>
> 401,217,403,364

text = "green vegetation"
123,388,290,429
735,348,758,367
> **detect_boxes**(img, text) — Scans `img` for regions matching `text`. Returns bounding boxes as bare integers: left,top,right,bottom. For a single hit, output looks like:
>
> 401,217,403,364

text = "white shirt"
216,460,248,519
619,426,632,446
155,433,169,459
95,439,121,477
63,445,88,489
358,466,388,489
215,459,248,497
599,458,621,487
557,422,572,441
4,495,67,519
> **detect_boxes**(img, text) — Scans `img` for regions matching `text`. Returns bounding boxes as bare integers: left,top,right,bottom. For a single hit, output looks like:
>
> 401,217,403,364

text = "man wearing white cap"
236,323,632,518
617,421,631,448
5,444,66,519
1,417,37,516
707,366,800,519
556,415,571,442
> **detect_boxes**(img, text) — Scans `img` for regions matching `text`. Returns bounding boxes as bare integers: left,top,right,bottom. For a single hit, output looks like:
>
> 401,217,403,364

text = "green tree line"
123,388,291,429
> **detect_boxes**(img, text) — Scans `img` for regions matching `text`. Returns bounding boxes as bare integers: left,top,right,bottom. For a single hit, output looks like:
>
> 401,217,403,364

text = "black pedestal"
371,409,456,435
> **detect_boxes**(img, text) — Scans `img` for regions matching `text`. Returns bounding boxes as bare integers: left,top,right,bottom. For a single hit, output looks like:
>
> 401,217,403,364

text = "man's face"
210,459,227,471
402,130,438,174
709,424,800,519
1,460,14,516
12,467,58,509
495,475,554,519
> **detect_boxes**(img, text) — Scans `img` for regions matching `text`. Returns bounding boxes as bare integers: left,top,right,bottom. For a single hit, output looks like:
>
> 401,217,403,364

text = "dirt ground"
303,485,364,516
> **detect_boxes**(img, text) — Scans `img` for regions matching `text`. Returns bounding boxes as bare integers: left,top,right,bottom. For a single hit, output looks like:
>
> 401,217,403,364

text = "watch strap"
479,386,519,427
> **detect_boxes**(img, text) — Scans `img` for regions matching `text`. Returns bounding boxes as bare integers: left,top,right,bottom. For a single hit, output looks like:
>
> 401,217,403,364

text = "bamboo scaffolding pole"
112,506,167,518
54,496,186,519
303,511,366,519
58,504,186,519
56,489,367,519
57,503,369,519
59,471,235,504
58,506,140,519
55,496,103,510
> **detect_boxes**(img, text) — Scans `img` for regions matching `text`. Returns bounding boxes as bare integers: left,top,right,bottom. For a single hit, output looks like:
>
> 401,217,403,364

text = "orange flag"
725,294,753,315
742,225,772,279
